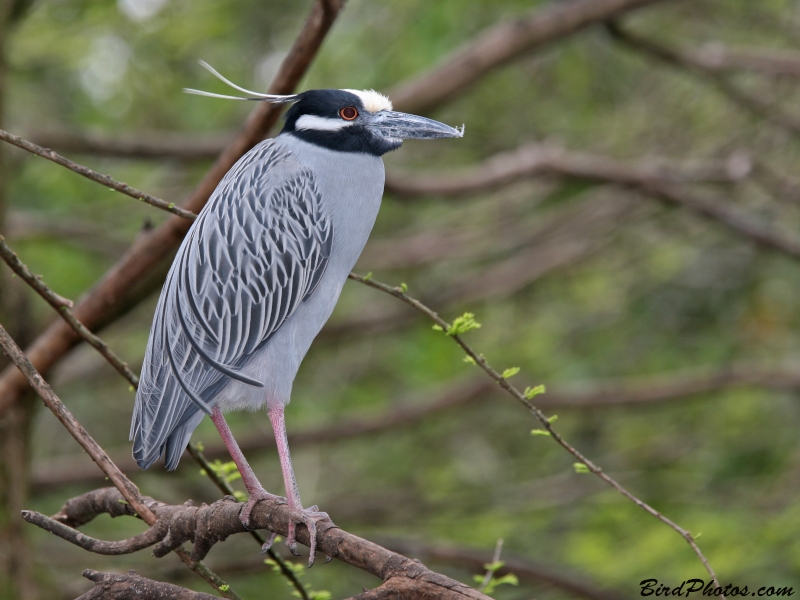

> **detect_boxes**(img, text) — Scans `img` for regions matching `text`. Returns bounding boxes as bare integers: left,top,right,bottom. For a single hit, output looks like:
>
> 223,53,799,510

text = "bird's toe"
284,505,334,567
239,488,284,530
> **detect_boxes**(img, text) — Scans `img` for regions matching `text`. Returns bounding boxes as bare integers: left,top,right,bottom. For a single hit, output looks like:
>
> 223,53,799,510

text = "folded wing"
131,140,333,469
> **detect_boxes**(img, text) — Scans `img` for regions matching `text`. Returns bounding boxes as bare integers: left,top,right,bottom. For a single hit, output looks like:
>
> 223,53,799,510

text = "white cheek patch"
295,114,355,132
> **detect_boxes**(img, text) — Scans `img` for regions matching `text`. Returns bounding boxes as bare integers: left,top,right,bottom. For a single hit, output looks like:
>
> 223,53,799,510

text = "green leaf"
463,355,476,365
494,573,519,587
432,324,443,331
547,414,558,423
573,462,590,474
446,312,482,336
482,560,505,573
196,441,205,452
523,384,546,399
219,584,229,591
399,282,408,292
501,367,520,379
530,429,551,436
363,272,373,281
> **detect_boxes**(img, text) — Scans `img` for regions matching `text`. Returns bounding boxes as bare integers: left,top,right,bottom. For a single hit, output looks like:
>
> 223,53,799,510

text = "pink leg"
211,407,280,550
270,404,303,510
269,404,331,566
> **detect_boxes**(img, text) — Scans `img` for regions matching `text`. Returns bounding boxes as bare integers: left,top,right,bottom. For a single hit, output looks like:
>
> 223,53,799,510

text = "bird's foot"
285,505,333,567
239,488,285,553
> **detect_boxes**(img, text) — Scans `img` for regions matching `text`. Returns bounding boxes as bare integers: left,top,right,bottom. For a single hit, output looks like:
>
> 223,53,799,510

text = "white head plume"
183,60,297,103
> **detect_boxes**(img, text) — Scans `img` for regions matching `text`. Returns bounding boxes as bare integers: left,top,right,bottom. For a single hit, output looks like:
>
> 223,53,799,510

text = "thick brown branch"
388,0,664,114
0,128,196,219
34,487,490,600
76,569,219,600
0,0,344,417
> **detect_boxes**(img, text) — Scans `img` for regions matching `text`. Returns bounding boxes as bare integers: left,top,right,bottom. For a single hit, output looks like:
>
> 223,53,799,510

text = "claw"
283,506,330,567
259,531,278,554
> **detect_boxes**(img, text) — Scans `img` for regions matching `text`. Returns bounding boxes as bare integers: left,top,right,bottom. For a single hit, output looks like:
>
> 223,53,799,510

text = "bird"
130,61,463,565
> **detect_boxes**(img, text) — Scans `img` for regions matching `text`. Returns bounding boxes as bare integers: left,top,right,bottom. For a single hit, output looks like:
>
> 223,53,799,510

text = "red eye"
339,106,358,120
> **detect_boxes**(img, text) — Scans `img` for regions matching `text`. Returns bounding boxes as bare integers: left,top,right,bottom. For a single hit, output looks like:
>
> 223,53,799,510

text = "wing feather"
132,140,332,469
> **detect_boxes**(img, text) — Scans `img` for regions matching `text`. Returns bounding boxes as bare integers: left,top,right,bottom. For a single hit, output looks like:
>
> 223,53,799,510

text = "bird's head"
281,88,463,155
185,61,464,156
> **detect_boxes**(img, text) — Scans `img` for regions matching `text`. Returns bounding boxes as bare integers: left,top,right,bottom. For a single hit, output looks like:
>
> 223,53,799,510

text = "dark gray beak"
366,110,464,140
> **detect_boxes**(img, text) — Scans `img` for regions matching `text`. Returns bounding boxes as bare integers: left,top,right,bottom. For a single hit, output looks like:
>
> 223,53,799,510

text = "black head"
184,64,463,156
280,88,463,156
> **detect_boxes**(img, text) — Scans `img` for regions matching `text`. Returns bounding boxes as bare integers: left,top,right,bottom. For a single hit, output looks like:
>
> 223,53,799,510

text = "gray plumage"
131,134,384,470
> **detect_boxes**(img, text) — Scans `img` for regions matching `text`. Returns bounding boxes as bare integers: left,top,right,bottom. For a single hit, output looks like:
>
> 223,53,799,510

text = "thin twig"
477,539,504,593
347,272,723,592
0,235,139,387
186,443,310,600
0,128,197,220
0,322,242,600
20,510,162,555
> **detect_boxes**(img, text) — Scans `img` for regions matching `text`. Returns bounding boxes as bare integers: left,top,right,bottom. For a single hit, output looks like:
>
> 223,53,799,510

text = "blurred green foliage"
4,0,800,598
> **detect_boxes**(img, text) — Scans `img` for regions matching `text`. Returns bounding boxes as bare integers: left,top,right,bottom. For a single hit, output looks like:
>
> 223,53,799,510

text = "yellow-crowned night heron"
130,62,463,564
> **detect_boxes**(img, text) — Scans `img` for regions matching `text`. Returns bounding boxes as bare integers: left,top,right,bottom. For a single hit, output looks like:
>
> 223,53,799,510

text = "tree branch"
674,42,800,77
347,273,723,592
75,569,220,600
27,487,491,600
26,129,231,161
387,0,666,115
386,139,800,262
0,235,139,387
384,143,751,198
0,129,196,220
